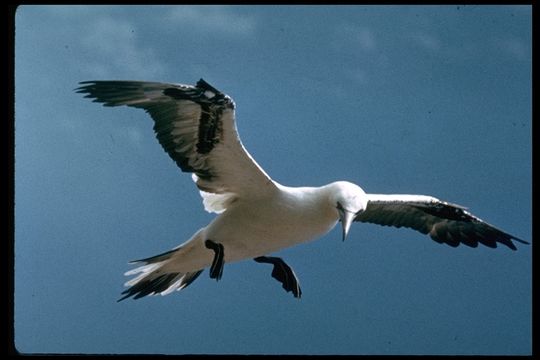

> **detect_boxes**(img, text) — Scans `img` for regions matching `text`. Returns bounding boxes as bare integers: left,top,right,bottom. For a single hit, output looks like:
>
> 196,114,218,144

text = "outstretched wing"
76,79,276,210
355,194,528,250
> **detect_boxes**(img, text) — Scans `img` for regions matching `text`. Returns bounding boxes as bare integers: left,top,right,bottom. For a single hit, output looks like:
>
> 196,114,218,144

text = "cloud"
44,5,106,17
335,24,377,53
356,28,376,52
498,37,529,61
340,68,370,86
126,126,144,146
165,6,257,38
331,24,391,87
409,32,441,52
80,16,166,79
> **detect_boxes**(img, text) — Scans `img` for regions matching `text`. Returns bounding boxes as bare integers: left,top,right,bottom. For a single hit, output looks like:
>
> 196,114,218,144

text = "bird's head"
329,181,368,241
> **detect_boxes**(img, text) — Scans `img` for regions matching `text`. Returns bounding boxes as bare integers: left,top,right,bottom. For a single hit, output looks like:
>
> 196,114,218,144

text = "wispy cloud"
331,23,390,87
335,24,377,53
126,125,144,146
356,28,377,52
409,32,441,52
81,16,166,79
165,6,257,38
497,37,529,61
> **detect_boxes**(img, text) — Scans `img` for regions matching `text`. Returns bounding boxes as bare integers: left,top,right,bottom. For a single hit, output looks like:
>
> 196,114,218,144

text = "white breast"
204,184,339,262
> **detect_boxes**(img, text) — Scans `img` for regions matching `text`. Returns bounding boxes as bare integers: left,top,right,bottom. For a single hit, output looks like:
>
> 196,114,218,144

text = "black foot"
205,240,224,281
254,256,302,298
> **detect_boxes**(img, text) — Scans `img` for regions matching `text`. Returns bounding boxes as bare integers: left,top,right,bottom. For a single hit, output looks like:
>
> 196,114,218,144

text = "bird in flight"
76,79,528,301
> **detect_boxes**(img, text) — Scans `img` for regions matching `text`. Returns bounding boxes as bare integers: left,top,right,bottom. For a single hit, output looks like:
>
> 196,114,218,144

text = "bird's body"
76,79,528,300
204,184,339,262
152,183,341,271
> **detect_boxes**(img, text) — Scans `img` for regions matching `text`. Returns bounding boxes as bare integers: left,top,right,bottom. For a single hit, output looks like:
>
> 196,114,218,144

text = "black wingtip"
503,237,529,251
196,78,220,94
512,237,530,245
74,80,98,91
497,231,529,250
117,288,135,302
78,80,95,85
117,294,131,302
504,242,518,251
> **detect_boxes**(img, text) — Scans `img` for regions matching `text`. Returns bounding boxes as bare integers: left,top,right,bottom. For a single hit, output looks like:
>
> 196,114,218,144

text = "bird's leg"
254,256,302,299
205,240,224,281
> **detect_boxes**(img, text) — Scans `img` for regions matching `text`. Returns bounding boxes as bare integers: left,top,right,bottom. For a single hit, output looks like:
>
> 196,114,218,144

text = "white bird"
76,79,528,301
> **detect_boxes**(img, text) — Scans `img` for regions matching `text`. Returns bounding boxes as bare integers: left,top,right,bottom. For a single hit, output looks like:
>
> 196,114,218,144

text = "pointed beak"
340,210,355,242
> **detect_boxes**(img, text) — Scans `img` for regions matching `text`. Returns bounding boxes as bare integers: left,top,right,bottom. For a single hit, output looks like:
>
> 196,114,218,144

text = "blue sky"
14,5,531,355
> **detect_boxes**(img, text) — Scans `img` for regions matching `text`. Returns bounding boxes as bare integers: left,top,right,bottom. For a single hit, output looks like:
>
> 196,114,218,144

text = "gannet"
75,79,528,301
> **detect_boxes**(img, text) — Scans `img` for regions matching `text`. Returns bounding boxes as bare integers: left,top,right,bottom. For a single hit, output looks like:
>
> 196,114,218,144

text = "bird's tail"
118,246,203,302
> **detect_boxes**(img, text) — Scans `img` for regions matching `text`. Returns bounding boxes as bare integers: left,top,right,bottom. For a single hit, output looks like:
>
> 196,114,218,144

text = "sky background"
14,5,531,355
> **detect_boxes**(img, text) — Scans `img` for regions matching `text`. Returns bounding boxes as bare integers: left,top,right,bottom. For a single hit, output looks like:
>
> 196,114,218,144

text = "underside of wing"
76,79,276,207
355,194,528,250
